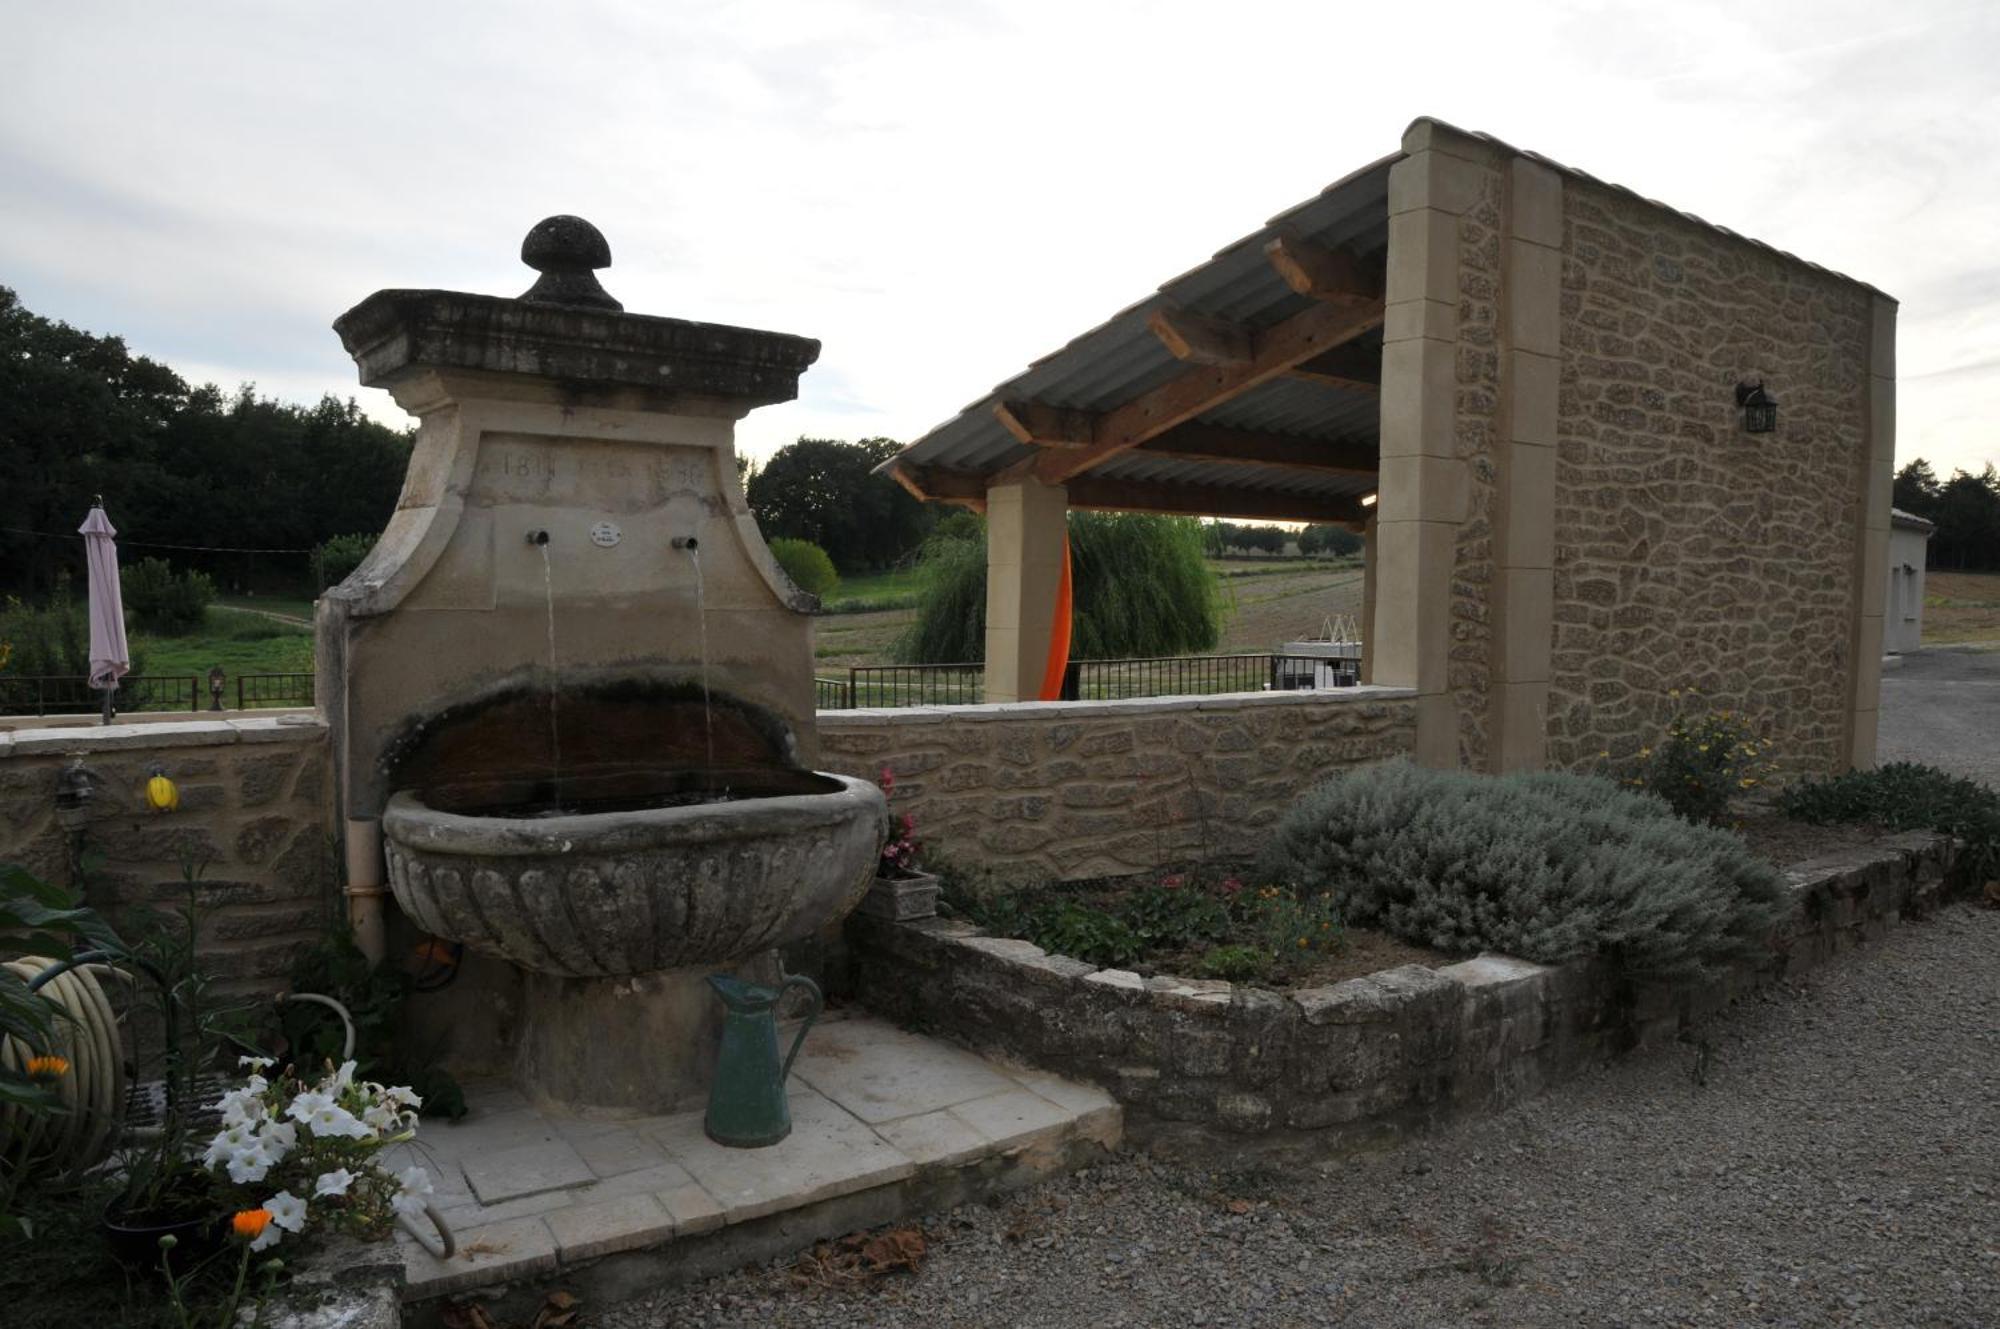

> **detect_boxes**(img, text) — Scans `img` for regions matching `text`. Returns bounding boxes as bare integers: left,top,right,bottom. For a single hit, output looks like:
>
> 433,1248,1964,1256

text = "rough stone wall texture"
1449,156,1508,771
849,832,1954,1138
1548,179,1874,770
0,722,334,999
817,691,1417,883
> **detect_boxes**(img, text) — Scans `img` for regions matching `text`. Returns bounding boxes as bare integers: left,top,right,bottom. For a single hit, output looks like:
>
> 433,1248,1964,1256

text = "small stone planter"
848,832,1959,1139
859,870,941,922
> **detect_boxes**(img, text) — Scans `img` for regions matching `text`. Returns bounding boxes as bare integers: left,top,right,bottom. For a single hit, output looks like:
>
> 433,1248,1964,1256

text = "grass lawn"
820,567,923,612
1923,570,2000,645
135,608,315,681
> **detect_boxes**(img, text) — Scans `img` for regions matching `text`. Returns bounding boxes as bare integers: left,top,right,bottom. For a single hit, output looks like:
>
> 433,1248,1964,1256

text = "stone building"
881,116,1896,776
1886,508,1934,653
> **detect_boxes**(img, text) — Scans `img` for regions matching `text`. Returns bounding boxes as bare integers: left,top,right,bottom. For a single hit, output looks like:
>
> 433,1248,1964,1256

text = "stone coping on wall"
0,713,326,758
0,706,319,735
847,831,1957,1139
816,684,1416,728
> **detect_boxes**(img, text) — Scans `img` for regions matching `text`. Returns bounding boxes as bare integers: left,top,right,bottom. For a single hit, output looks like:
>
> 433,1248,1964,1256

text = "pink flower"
1159,873,1185,890
1219,876,1244,897
879,767,896,795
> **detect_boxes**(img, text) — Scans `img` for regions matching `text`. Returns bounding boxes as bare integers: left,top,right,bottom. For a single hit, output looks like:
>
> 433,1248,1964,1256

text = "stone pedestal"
514,952,782,1117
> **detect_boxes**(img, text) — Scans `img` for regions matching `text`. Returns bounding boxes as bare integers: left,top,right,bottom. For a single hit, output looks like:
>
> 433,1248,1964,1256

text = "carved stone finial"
519,216,622,312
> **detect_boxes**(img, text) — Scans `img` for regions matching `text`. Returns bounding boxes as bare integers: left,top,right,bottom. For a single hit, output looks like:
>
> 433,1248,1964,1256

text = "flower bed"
850,828,1961,1138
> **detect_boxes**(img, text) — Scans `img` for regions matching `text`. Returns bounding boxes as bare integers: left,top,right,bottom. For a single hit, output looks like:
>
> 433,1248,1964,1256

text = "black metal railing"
236,673,316,709
0,674,201,717
843,663,985,709
815,651,1361,710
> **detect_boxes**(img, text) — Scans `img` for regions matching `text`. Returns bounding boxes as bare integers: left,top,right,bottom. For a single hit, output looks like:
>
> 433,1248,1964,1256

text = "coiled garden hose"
1,956,127,1172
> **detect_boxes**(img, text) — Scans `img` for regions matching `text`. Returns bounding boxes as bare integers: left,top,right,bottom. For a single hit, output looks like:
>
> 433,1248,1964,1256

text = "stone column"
1847,296,1897,768
1376,122,1478,767
983,476,1069,703
1360,516,1378,685
1487,159,1563,773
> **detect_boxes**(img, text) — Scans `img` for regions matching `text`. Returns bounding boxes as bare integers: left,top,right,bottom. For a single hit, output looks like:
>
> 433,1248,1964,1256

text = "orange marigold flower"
25,1054,69,1081
232,1209,272,1240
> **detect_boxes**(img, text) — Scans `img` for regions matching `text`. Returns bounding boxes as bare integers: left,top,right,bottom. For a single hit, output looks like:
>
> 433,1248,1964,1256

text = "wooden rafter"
993,400,1093,449
1263,230,1383,303
1138,423,1376,478
901,464,1364,524
1146,306,1252,366
1284,343,1381,394
1033,295,1384,485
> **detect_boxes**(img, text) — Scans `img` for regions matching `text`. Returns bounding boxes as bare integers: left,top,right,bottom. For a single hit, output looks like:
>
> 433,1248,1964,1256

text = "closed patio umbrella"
79,500,130,724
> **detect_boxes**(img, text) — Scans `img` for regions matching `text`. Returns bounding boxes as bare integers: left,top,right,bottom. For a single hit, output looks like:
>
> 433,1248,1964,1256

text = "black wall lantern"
1735,380,1777,434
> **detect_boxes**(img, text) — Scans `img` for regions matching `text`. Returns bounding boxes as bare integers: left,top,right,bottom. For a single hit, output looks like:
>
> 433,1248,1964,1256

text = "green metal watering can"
703,972,822,1148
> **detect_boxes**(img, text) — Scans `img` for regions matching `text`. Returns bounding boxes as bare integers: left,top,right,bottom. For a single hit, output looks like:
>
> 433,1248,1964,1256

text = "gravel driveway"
603,905,1997,1329
1881,647,2000,786
596,657,2000,1328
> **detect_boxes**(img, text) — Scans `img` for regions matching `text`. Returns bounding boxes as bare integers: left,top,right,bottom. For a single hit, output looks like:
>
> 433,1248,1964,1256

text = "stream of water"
688,546,716,773
538,543,563,804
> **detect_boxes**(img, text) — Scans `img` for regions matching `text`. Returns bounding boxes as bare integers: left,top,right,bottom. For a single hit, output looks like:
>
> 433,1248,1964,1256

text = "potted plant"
860,767,940,921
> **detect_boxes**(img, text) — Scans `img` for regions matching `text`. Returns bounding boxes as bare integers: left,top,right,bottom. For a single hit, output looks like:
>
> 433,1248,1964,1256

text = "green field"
135,607,315,679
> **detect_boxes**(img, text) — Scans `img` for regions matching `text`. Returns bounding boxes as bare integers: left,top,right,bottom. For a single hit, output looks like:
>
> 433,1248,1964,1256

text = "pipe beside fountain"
318,217,886,1116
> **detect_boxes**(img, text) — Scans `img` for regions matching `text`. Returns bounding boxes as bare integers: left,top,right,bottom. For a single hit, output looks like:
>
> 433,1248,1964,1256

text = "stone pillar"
983,476,1069,703
1360,516,1378,685
1847,296,1897,768
1487,159,1563,773
1376,122,1478,767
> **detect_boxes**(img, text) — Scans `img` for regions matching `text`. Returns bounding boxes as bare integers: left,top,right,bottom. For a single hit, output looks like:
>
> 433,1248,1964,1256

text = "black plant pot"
101,1196,224,1274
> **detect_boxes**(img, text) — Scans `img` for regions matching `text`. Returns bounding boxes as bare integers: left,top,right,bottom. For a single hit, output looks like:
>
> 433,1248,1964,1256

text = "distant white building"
1886,508,1935,654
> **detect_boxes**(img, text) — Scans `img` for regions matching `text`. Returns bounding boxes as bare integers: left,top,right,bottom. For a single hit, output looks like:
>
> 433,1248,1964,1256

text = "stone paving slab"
393,1014,1120,1302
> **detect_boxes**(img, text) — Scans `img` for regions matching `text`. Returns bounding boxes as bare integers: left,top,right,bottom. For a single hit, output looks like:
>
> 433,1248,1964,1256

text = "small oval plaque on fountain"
589,520,622,548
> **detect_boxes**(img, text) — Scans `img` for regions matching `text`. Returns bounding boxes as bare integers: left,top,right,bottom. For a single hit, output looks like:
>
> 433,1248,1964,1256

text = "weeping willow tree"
895,512,1227,663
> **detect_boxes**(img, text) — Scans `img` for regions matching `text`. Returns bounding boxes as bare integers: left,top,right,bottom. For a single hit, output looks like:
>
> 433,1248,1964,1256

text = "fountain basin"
382,772,888,978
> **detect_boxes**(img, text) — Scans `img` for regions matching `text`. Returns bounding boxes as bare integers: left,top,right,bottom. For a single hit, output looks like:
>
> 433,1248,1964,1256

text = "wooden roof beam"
993,400,1093,449
1263,231,1384,303
1284,343,1381,394
891,463,986,510
1139,423,1377,478
1146,306,1252,366
1037,294,1384,485
1066,474,1366,525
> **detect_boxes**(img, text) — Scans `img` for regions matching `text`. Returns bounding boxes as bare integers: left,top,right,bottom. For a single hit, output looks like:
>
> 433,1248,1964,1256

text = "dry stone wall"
1549,179,1874,771
0,718,334,998
817,690,1417,882
849,832,1955,1138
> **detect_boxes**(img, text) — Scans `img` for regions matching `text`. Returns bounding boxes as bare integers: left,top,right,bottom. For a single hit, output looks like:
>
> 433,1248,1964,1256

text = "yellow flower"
145,768,179,813
1638,747,1652,758
232,1209,272,1241
1739,778,1757,788
25,1054,68,1081
1668,689,1680,699
1296,937,1308,949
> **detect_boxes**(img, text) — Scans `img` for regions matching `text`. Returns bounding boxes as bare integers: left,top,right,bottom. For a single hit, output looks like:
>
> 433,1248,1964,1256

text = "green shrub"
1198,944,1270,981
1610,690,1776,824
313,532,378,591
768,537,840,598
0,594,90,676
1259,762,1789,978
121,558,214,635
1781,762,2000,886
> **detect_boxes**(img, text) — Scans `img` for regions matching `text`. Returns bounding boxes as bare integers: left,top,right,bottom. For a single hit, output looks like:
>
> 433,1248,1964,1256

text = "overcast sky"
4,0,1995,481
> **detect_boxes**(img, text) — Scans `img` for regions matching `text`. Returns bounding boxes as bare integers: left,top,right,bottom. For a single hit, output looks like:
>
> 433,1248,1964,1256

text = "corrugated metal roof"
883,152,1397,498
881,115,1891,517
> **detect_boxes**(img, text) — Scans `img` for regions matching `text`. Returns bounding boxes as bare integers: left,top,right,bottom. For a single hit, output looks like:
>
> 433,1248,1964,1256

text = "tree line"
1893,460,2000,571
0,287,413,598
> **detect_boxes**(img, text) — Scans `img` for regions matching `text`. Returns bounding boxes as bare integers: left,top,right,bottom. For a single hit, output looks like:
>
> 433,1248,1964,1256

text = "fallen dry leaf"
531,1288,581,1328
439,1303,498,1329
1226,1199,1253,1215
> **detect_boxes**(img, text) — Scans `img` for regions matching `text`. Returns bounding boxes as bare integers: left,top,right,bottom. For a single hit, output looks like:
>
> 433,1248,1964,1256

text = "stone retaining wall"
817,688,1417,882
848,832,1955,1139
0,717,334,998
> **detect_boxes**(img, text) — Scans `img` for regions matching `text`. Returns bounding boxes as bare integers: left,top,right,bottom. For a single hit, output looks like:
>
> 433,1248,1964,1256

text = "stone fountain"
318,217,887,1116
